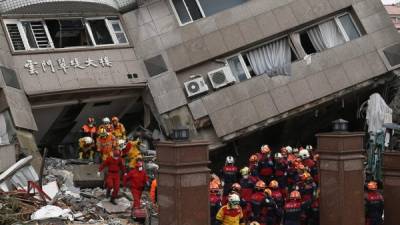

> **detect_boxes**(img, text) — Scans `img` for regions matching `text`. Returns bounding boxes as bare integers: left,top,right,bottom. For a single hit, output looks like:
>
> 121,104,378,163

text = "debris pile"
0,157,157,225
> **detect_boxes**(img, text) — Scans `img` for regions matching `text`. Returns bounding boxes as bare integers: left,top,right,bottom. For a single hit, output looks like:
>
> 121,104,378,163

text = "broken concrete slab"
72,164,104,188
0,155,39,191
97,197,131,214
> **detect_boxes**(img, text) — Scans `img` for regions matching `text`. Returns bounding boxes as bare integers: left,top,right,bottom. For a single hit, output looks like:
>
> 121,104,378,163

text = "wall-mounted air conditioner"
208,67,236,89
183,76,209,98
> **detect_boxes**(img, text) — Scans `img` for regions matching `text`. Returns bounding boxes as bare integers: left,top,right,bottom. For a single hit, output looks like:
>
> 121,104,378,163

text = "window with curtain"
297,13,361,54
245,38,292,77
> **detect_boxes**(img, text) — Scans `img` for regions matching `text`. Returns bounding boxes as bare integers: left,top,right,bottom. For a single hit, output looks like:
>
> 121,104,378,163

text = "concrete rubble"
0,157,158,225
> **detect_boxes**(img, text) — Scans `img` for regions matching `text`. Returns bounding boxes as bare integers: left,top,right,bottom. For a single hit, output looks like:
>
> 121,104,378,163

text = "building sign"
24,56,112,75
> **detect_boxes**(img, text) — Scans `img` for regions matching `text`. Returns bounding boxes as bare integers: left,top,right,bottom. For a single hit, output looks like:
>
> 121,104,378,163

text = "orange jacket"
96,135,115,160
150,179,157,203
82,124,97,137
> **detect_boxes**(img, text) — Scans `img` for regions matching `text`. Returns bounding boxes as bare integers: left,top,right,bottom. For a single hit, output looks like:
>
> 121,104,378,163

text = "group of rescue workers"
210,145,384,225
78,117,157,208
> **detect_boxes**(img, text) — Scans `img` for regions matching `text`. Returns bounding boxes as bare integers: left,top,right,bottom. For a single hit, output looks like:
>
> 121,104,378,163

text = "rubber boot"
110,197,117,205
106,189,111,198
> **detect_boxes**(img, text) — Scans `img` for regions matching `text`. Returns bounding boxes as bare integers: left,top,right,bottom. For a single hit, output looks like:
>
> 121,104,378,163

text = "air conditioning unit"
208,67,236,89
183,76,209,98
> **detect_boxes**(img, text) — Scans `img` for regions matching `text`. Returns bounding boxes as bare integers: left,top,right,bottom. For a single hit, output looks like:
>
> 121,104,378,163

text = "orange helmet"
232,183,241,192
261,145,271,154
300,172,311,181
209,182,219,193
269,180,279,189
264,188,272,197
111,116,119,122
98,127,108,137
367,181,378,191
249,154,258,163
255,180,266,190
289,190,301,200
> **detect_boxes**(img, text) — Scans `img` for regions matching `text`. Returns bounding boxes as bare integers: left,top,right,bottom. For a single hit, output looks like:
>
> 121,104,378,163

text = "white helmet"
228,193,240,206
117,139,126,149
226,156,235,164
299,149,310,159
286,146,293,153
293,148,299,153
83,136,93,144
274,152,283,159
102,117,111,124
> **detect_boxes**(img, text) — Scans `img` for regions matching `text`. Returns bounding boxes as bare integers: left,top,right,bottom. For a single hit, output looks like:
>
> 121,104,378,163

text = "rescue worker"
78,136,95,160
122,138,143,169
221,156,239,205
274,152,288,197
250,180,267,224
249,154,260,178
98,150,125,204
257,145,274,184
216,193,245,225
210,182,222,225
211,173,222,189
96,127,115,161
269,180,284,225
239,167,254,223
81,117,97,138
264,188,278,225
284,191,303,225
125,161,149,209
299,149,318,184
150,178,158,214
111,116,126,140
99,117,113,133
365,181,384,225
297,172,316,225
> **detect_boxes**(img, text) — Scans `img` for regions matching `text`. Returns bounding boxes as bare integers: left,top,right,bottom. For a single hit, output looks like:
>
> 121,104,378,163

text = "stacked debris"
0,156,157,225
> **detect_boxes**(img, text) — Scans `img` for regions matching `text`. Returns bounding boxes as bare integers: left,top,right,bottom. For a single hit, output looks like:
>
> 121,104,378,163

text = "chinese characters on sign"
24,56,112,75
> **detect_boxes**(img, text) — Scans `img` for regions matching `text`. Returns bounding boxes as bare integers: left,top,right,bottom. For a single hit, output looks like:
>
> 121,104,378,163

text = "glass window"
108,19,128,44
199,0,246,16
383,43,400,68
21,22,38,48
171,0,195,24
6,23,25,51
88,20,113,45
227,55,248,82
46,19,92,48
1,67,20,89
338,14,360,41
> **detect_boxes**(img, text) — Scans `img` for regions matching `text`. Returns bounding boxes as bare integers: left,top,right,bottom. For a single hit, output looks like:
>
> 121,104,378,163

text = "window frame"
3,17,129,52
334,13,362,42
169,0,205,26
226,53,252,82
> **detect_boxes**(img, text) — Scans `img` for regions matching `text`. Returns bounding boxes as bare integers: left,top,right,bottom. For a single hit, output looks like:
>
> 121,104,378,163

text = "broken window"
45,19,92,48
4,17,128,51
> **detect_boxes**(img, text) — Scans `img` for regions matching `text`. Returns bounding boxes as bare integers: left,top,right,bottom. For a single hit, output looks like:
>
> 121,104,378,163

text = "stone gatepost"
316,132,365,225
382,152,400,225
156,141,210,225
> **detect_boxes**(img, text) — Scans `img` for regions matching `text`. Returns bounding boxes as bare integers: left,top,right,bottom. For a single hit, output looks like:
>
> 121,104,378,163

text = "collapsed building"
0,0,399,171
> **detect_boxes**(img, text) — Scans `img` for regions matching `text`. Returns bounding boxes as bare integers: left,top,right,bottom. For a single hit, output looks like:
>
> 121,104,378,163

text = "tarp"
366,93,393,146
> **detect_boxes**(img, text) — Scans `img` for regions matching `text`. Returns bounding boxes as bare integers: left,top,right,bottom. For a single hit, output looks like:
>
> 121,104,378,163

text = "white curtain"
290,33,307,59
307,26,326,52
319,20,345,48
246,38,291,77
307,20,345,51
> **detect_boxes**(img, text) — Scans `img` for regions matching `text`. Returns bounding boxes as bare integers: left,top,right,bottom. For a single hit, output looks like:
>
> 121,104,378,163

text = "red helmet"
289,190,301,200
261,145,271,154
249,154,258,163
367,181,378,191
232,183,241,192
88,117,95,124
255,180,266,190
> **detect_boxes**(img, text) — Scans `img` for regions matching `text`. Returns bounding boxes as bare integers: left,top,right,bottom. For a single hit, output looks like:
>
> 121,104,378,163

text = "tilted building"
0,0,399,170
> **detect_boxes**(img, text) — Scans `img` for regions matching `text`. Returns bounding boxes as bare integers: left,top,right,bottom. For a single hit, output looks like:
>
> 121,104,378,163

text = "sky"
382,0,399,4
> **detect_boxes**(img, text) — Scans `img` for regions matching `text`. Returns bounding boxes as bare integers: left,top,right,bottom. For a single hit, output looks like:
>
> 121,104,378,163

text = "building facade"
0,0,399,169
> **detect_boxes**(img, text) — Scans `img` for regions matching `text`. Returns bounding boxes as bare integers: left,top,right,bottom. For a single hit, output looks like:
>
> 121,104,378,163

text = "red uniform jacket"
99,157,125,174
125,168,149,190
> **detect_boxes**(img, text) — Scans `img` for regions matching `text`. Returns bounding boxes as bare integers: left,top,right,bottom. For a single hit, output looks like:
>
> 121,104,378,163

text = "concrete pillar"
316,132,365,225
382,152,400,225
156,141,210,225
